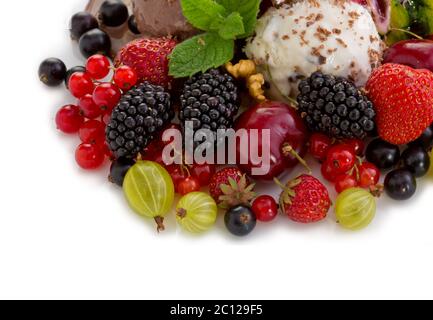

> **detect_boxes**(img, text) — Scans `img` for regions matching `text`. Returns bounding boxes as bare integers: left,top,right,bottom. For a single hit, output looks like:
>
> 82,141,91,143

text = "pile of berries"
38,0,433,236
308,133,381,194
40,54,139,169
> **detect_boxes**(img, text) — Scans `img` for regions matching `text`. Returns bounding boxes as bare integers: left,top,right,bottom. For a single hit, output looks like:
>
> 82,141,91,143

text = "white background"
0,0,433,300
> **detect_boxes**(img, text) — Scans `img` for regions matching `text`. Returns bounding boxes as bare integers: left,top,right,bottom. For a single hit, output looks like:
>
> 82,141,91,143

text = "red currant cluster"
309,133,381,194
55,54,138,170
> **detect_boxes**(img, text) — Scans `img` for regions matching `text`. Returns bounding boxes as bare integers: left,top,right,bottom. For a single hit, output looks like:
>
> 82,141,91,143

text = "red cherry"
252,195,278,222
177,176,201,195
344,139,365,156
234,101,309,181
55,105,84,134
113,66,138,90
358,162,380,188
168,166,188,192
86,54,111,79
326,144,356,174
79,94,102,119
309,133,332,161
93,83,121,112
321,161,337,182
79,120,106,144
69,72,94,98
75,143,105,170
141,140,163,161
335,173,358,193
191,163,215,186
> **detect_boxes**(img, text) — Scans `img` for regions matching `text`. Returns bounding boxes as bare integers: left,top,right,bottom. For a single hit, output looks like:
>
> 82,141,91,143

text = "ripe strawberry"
366,63,433,145
277,174,331,223
115,38,177,88
209,167,249,204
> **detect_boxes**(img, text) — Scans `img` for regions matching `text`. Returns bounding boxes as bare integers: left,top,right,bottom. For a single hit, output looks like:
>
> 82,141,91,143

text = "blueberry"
100,0,129,27
38,58,67,87
79,29,111,58
225,205,257,237
385,169,417,200
70,12,99,40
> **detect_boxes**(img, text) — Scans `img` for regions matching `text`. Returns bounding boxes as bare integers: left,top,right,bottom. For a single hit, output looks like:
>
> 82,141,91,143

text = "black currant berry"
100,0,129,27
38,58,67,87
224,205,257,237
366,138,400,170
401,145,431,178
79,28,111,58
70,12,99,40
128,15,140,34
409,124,433,150
109,158,136,187
65,66,86,89
384,169,417,201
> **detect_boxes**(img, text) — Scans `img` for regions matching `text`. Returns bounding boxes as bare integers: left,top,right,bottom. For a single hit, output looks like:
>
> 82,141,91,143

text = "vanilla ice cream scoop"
245,0,384,98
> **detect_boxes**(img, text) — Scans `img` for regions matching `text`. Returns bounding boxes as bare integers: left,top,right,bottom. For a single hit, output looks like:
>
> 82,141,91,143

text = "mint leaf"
216,0,261,37
218,12,245,40
169,33,234,78
181,0,227,31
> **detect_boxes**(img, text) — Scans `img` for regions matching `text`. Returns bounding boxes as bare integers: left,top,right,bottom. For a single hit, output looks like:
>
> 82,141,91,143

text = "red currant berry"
55,105,84,134
86,54,111,80
101,112,111,125
75,143,105,170
358,162,380,188
113,66,138,90
69,72,94,98
345,139,366,156
326,144,356,174
309,133,332,161
79,120,106,144
191,163,215,186
79,94,102,119
252,195,278,222
177,176,201,195
93,83,121,112
321,161,337,182
335,173,358,193
98,141,114,160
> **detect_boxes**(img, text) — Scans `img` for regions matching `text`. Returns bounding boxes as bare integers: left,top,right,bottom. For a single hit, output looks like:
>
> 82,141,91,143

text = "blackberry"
179,69,240,146
297,72,376,139
106,82,174,159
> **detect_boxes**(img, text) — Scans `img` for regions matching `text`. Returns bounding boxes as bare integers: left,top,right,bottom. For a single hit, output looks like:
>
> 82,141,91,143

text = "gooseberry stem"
154,216,165,233
176,208,187,219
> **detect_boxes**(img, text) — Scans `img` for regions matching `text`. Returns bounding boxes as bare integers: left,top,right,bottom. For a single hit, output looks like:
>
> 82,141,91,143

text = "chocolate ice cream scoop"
132,0,197,39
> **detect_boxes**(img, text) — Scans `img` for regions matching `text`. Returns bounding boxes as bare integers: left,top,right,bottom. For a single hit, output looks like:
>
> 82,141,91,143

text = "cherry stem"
281,143,312,174
273,178,286,190
388,28,423,40
154,216,165,233
176,208,187,219
265,65,298,109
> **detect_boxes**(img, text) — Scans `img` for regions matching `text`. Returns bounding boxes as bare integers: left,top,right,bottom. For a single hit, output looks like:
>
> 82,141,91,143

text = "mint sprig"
169,0,261,78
